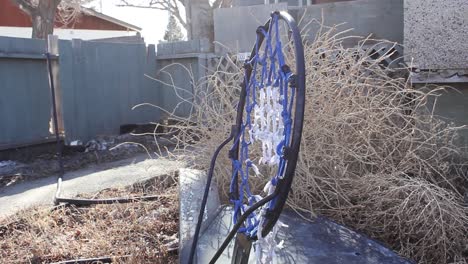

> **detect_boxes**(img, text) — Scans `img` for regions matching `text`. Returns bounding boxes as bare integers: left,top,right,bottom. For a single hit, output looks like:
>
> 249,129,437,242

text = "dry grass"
0,175,179,263
155,26,468,264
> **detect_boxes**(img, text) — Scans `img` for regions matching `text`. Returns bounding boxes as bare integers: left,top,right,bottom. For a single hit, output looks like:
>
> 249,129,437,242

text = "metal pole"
46,52,64,205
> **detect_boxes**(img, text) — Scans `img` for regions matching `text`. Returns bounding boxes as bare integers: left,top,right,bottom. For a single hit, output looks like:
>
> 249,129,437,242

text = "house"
0,0,141,40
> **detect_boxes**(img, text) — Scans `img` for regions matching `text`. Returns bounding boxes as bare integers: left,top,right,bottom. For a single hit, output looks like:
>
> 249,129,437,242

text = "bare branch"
9,0,86,38
9,0,35,14
56,0,91,27
118,0,187,30
212,0,232,8
118,0,168,10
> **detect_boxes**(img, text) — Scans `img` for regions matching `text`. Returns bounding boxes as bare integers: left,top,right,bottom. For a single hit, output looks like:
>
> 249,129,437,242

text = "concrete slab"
179,168,222,264
196,207,414,264
0,154,183,218
179,168,413,263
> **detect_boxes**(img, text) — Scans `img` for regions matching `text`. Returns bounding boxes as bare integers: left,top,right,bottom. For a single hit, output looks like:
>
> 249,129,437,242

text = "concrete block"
213,3,288,54
157,42,174,55
233,0,264,7
404,0,468,70
298,0,403,47
216,0,404,53
157,39,210,56
179,168,221,264
197,207,413,263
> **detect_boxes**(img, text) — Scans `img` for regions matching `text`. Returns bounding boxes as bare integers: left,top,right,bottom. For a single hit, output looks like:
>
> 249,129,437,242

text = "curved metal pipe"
55,194,172,206
187,132,234,264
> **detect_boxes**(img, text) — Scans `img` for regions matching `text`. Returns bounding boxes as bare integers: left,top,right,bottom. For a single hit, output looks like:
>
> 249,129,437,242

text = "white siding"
0,26,137,40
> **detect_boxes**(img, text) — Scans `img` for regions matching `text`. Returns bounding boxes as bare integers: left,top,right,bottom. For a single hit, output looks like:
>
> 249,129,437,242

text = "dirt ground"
0,175,179,263
0,134,174,188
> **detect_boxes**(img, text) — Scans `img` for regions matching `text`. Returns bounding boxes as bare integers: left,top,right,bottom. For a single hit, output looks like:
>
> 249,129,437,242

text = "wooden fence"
0,35,161,148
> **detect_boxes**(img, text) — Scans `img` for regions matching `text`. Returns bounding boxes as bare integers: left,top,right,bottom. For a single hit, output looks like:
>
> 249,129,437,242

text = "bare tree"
118,0,187,31
9,0,87,39
118,0,233,43
163,14,184,42
57,0,91,28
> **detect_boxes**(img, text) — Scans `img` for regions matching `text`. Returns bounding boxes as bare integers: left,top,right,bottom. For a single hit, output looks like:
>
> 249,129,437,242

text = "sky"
86,0,185,45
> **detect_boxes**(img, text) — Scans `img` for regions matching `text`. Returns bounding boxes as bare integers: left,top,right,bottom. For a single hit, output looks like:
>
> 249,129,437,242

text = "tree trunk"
186,0,215,49
30,0,61,39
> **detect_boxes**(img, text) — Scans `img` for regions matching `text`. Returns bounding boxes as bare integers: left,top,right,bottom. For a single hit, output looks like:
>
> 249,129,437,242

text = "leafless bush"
154,27,468,263
56,0,93,27
0,176,178,263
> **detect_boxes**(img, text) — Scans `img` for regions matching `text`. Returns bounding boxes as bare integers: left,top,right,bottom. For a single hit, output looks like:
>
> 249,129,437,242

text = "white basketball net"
249,85,287,264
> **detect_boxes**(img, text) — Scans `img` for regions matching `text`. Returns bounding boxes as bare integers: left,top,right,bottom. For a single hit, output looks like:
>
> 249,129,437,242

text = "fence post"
46,35,65,136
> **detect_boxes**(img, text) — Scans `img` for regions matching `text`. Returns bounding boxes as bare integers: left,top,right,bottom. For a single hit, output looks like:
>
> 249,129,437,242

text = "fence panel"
0,37,52,149
59,40,160,143
156,40,213,119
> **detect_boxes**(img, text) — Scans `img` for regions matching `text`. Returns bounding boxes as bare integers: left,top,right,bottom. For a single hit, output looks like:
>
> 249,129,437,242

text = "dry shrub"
0,176,179,263
348,173,467,263
157,27,468,263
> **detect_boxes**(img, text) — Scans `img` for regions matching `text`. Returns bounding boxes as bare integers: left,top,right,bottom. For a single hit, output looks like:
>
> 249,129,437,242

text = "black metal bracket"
256,25,267,35
243,61,253,71
282,146,293,160
271,10,281,17
288,74,298,88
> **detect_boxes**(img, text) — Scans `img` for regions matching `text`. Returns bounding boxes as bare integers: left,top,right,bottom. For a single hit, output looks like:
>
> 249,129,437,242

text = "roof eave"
83,8,142,32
